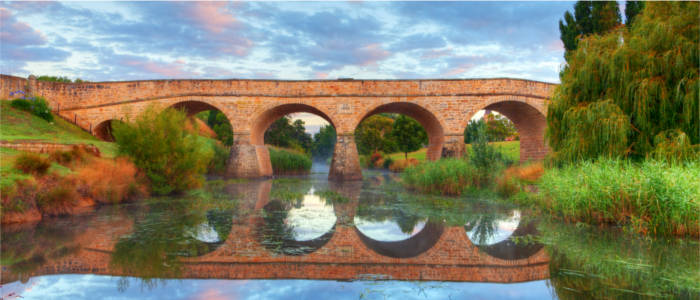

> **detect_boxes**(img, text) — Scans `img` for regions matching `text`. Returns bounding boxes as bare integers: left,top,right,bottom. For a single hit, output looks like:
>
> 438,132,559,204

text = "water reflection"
6,174,694,299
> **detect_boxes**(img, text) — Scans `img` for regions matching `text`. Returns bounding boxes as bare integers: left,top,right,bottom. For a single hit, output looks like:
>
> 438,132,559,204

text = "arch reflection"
465,210,542,260
258,187,337,256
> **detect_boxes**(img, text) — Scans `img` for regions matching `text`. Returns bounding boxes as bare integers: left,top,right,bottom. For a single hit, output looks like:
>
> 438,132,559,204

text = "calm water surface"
2,170,698,299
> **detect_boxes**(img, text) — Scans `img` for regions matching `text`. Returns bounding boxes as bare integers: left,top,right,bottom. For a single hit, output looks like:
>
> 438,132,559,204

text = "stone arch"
354,101,446,161
469,98,548,162
466,220,543,261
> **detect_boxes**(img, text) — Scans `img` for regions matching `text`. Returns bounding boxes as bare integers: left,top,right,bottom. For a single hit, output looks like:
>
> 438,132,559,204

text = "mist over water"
311,160,330,174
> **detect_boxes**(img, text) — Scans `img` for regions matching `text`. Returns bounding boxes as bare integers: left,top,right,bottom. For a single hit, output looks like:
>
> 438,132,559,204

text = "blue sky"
1,1,572,83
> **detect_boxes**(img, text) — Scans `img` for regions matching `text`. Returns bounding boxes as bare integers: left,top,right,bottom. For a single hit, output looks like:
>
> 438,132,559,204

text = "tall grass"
268,146,311,175
536,159,700,236
73,157,146,204
401,159,478,195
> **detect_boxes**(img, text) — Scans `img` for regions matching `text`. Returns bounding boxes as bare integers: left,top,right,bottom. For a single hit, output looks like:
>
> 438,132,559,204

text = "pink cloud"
421,48,453,60
185,2,239,34
546,39,565,52
121,58,199,77
0,8,46,46
443,63,474,77
356,43,391,66
314,72,329,79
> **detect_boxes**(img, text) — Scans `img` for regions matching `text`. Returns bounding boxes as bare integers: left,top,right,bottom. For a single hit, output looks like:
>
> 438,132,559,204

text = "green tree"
559,1,621,56
311,124,336,159
112,106,213,195
391,115,428,160
464,119,482,144
355,115,395,155
624,1,644,28
264,116,313,153
486,114,517,142
204,110,233,146
548,2,699,162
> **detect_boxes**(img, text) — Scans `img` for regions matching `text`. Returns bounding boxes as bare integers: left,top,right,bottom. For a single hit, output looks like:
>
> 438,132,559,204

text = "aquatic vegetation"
495,162,544,197
536,159,700,236
401,159,478,196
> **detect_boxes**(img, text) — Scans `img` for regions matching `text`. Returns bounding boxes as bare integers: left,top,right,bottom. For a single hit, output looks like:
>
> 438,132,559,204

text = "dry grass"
14,153,51,175
389,158,420,172
73,157,147,204
36,176,78,216
495,162,544,197
184,117,217,139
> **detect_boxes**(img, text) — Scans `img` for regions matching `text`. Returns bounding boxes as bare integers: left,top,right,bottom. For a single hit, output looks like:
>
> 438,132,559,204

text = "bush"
268,146,311,174
207,141,229,175
1,178,39,214
469,120,506,184
536,159,700,236
402,159,478,196
36,177,78,216
10,97,53,122
382,156,394,169
49,146,89,166
112,106,213,195
73,157,146,204
369,152,383,168
14,153,51,175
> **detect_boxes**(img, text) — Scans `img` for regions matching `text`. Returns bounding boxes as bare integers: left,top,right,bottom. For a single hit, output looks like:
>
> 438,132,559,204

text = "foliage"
36,75,85,83
402,159,478,196
14,153,51,175
203,110,233,146
650,129,699,165
464,114,518,143
112,106,213,195
535,158,700,236
311,124,336,160
355,115,397,155
549,2,700,162
264,116,313,154
495,163,544,198
206,139,230,175
391,115,428,160
559,1,621,56
624,1,644,28
10,97,53,122
268,146,312,174
469,120,506,181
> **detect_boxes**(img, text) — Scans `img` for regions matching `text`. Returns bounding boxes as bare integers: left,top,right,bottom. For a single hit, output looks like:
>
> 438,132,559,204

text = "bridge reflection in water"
0,176,548,285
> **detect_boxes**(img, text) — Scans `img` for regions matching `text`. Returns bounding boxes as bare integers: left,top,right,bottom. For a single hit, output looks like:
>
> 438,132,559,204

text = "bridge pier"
441,134,466,158
329,134,363,181
226,133,273,178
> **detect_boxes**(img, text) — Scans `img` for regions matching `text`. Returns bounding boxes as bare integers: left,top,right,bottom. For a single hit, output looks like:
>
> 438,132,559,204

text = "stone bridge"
0,179,549,284
1,75,555,180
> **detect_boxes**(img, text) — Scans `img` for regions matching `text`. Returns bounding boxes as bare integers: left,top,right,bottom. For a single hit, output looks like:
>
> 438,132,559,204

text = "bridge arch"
353,101,446,161
467,98,548,162
250,103,337,146
93,119,122,142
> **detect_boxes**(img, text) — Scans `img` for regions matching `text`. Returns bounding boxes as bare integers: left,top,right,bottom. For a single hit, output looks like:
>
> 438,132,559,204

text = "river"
1,170,697,299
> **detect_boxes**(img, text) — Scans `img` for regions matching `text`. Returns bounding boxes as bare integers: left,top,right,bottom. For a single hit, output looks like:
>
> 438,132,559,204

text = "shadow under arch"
94,119,124,142
474,100,547,162
354,221,444,258
170,100,223,116
467,220,543,261
257,200,336,256
355,102,445,161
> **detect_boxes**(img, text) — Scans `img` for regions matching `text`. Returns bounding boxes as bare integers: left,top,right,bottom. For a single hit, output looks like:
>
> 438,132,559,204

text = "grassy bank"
385,141,520,163
268,146,311,175
0,101,117,156
533,159,699,236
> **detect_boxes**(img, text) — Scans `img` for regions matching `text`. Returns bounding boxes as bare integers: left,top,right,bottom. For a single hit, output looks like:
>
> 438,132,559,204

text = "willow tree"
547,2,699,163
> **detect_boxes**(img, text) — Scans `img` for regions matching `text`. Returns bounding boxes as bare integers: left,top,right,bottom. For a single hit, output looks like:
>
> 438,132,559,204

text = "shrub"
469,121,506,184
401,159,478,196
369,152,383,168
382,156,394,169
14,153,51,175
536,159,700,236
1,178,39,214
36,177,78,216
112,106,213,195
268,146,311,174
49,146,89,166
10,97,53,122
207,141,229,175
73,157,146,204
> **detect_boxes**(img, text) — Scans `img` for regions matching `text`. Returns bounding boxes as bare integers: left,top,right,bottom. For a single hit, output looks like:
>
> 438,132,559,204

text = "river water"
1,170,698,299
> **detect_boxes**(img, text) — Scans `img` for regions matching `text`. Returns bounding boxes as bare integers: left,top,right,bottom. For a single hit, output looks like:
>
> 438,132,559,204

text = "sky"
0,1,574,133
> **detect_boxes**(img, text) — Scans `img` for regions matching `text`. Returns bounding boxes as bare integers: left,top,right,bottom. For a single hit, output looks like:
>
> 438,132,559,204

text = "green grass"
0,147,71,191
267,145,312,174
386,141,520,163
0,101,117,157
534,159,700,237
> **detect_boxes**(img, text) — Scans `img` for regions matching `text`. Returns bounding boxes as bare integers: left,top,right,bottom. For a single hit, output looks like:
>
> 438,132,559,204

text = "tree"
559,1,621,57
355,115,395,155
624,1,644,28
464,119,483,144
112,106,213,195
464,114,517,143
311,125,336,160
204,110,233,146
391,115,428,160
264,116,313,153
548,2,699,162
